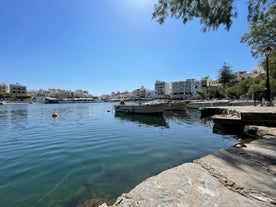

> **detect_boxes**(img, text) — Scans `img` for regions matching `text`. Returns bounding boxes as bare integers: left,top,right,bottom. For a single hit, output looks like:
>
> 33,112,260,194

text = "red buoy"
52,112,58,118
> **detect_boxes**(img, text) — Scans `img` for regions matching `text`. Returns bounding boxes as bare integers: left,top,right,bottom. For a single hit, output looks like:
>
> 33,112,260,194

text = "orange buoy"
52,112,58,118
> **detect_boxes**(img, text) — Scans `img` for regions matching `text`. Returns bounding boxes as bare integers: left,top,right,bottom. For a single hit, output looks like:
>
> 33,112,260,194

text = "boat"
143,99,188,111
45,97,59,104
187,100,229,109
114,101,167,114
168,100,188,111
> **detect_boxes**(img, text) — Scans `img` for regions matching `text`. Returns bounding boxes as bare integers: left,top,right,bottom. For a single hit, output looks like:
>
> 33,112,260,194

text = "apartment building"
0,83,8,93
74,90,91,98
9,83,27,94
184,79,201,100
48,89,74,98
155,80,171,98
234,71,251,82
251,67,265,78
171,81,186,99
234,67,265,82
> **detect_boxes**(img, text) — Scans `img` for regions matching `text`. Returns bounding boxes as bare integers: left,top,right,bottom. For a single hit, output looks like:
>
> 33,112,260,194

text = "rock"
244,125,276,138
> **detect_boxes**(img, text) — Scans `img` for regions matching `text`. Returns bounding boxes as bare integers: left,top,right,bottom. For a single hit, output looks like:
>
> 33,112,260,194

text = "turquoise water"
0,103,237,207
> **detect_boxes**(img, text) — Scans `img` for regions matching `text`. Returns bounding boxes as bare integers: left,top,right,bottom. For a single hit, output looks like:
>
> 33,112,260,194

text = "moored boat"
45,97,59,104
114,101,167,114
168,100,188,111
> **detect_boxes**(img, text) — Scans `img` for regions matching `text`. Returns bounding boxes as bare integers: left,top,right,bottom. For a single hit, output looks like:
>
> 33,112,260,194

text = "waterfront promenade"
97,125,276,207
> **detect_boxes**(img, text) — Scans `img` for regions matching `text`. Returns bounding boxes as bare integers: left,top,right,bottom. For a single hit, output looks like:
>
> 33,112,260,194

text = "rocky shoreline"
88,125,276,207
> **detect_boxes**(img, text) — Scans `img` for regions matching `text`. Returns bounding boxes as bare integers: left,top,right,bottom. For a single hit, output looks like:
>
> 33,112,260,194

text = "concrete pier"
200,106,276,127
95,126,276,207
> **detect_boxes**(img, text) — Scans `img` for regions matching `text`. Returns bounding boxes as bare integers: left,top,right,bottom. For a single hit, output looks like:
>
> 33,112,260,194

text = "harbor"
0,102,239,207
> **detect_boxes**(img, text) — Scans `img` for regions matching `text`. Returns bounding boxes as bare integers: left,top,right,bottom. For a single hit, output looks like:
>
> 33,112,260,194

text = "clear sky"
0,0,262,96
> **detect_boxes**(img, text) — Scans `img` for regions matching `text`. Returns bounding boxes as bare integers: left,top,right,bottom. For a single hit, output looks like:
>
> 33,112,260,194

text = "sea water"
0,102,237,207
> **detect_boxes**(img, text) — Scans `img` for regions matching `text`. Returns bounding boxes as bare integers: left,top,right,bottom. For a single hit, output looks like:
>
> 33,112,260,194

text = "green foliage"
0,92,10,99
218,63,235,88
196,89,206,99
241,5,276,58
152,0,273,32
224,63,276,99
208,87,225,99
152,0,237,31
197,87,225,99
0,92,31,100
15,94,31,100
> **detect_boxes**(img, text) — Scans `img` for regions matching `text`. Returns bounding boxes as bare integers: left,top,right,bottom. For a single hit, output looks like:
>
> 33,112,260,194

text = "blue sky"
0,0,261,96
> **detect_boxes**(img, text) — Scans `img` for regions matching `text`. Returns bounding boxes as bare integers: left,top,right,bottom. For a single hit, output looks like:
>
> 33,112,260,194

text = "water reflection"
163,109,205,124
163,111,188,122
114,112,169,128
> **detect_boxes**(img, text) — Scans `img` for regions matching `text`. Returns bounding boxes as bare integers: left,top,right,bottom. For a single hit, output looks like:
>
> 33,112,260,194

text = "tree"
218,63,234,88
241,5,276,58
152,0,274,32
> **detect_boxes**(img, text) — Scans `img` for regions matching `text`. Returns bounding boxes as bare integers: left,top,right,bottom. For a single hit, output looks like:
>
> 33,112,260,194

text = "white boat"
169,100,188,111
188,100,229,109
114,101,167,114
144,99,188,111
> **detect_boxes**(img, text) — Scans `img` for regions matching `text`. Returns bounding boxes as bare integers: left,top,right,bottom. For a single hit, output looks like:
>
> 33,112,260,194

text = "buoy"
52,112,58,118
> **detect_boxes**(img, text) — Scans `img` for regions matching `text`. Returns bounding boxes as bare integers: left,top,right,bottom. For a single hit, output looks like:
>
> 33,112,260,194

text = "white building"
145,89,156,99
171,81,186,99
74,90,91,98
47,89,74,98
0,83,8,93
234,71,251,82
9,83,27,94
184,79,201,100
250,67,265,78
155,80,171,98
234,67,264,82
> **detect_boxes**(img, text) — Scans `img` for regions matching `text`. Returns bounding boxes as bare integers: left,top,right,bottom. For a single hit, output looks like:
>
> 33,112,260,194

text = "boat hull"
169,101,188,111
114,103,167,114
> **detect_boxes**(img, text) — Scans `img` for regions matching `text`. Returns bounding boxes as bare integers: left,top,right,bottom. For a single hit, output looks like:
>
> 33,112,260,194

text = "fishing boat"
114,101,167,114
169,100,188,111
144,99,188,111
45,97,59,104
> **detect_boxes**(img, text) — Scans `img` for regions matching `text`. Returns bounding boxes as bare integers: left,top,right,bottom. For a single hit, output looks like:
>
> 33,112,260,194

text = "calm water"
0,103,238,207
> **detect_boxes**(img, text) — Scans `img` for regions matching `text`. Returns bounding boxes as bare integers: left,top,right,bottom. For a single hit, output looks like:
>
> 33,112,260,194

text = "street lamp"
264,46,272,106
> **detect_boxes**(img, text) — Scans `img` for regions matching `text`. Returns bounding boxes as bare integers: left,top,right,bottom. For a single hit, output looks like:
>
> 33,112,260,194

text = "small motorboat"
114,101,167,114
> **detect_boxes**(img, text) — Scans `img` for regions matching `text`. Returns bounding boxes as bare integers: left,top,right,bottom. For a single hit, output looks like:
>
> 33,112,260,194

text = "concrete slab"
108,163,265,207
196,136,276,205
